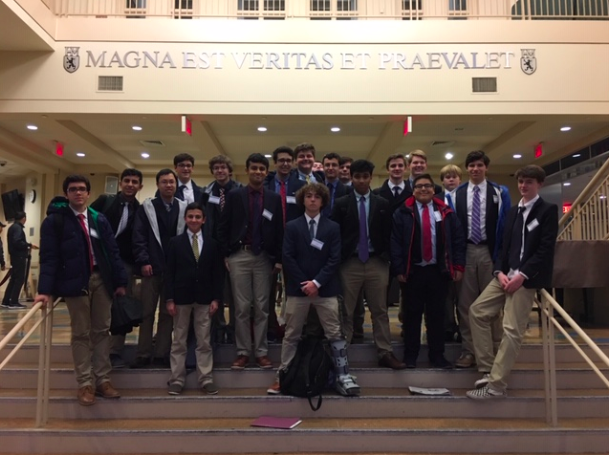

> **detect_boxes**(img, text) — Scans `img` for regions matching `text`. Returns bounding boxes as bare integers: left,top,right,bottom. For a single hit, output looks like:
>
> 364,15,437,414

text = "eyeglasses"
67,187,88,193
177,163,193,169
413,183,433,190
277,159,293,164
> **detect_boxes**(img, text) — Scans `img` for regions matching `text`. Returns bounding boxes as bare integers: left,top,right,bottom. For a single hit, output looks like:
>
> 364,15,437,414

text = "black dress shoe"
430,357,453,370
404,359,417,369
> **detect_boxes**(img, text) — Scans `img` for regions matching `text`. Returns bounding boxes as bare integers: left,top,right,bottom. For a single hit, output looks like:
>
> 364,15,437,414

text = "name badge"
493,195,499,204
286,196,296,204
208,195,220,205
262,209,273,221
90,229,99,239
434,211,442,222
311,239,324,250
527,218,539,232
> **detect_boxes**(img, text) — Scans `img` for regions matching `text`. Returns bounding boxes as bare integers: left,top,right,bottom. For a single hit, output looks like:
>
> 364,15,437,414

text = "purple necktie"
358,196,369,263
471,185,482,244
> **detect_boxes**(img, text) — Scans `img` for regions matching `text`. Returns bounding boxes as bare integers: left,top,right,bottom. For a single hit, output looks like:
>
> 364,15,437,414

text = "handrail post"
541,294,551,425
42,305,54,426
541,291,558,427
35,305,47,428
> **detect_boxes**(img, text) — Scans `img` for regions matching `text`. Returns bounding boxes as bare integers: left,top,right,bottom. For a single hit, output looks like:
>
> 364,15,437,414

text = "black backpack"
279,337,333,411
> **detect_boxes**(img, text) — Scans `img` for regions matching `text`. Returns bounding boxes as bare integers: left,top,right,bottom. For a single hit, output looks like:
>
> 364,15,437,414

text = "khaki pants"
458,244,502,356
228,249,272,357
169,303,213,387
470,278,536,392
137,274,172,359
64,272,113,388
340,256,392,357
279,296,342,371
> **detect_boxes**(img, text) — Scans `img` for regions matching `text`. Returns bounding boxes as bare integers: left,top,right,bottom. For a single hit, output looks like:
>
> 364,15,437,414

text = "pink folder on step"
251,416,302,429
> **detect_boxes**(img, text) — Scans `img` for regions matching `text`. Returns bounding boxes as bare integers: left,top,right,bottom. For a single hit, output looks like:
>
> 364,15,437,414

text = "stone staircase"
1,342,609,454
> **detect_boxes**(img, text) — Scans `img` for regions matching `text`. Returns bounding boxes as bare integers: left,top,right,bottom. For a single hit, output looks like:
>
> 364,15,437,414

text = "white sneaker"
335,374,360,397
466,385,506,400
474,373,490,389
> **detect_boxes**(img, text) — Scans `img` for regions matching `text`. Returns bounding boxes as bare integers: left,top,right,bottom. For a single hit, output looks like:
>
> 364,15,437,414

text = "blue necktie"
471,186,482,244
358,196,369,263
446,193,455,211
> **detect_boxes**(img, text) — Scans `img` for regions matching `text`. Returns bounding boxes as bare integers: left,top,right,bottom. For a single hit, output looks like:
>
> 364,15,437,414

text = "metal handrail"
539,289,609,426
0,297,61,427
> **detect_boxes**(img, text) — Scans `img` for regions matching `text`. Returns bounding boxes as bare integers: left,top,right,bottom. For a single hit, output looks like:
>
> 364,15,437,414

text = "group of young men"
33,143,558,406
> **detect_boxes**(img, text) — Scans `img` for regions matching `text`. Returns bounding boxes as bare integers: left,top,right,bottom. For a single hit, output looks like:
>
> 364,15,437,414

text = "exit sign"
535,143,543,159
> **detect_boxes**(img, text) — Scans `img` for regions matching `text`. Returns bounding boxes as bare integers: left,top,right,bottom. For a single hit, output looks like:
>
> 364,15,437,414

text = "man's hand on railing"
35,294,51,309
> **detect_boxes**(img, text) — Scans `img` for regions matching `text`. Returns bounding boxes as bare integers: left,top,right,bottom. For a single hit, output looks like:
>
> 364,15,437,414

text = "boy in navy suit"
165,202,224,395
467,165,557,399
267,183,359,396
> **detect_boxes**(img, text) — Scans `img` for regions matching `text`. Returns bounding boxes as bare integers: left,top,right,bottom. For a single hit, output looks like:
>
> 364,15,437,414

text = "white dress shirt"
180,180,195,204
187,229,203,256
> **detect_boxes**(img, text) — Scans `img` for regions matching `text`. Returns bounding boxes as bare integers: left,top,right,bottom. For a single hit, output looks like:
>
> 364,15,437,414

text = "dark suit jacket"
323,180,352,218
90,192,140,265
263,171,306,223
201,179,242,241
495,198,558,289
454,181,510,262
283,215,342,298
217,186,284,263
374,179,442,214
331,191,391,262
165,231,224,305
7,222,29,259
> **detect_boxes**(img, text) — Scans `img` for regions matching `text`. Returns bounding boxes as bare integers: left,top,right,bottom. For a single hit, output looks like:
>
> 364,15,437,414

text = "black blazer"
374,179,442,214
201,180,242,241
263,172,306,223
495,198,558,289
331,191,391,262
165,231,224,305
90,193,140,265
217,186,284,263
283,215,342,298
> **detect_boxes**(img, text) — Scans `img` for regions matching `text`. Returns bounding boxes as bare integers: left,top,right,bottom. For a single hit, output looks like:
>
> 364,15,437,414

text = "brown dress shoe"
95,381,121,399
378,352,407,370
77,385,96,406
256,356,273,369
455,353,476,369
231,355,249,370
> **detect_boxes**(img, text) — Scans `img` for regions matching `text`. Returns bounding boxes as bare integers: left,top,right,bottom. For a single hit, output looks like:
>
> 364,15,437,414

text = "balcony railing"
42,0,609,19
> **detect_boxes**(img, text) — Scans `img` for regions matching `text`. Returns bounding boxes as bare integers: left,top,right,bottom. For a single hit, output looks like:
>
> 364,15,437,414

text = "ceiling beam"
0,126,73,173
190,121,227,158
535,124,609,167
482,121,537,158
366,121,404,162
55,120,134,172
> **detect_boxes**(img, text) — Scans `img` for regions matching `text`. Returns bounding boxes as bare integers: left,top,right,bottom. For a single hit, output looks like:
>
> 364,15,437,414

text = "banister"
0,301,43,352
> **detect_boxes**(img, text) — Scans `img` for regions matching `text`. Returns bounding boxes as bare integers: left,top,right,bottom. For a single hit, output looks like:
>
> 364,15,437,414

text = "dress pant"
227,249,272,358
470,279,536,392
339,256,392,358
401,265,449,362
110,262,138,356
137,274,172,359
64,271,113,388
444,281,459,336
458,244,502,356
279,296,342,371
2,256,27,305
169,303,213,387
211,274,235,343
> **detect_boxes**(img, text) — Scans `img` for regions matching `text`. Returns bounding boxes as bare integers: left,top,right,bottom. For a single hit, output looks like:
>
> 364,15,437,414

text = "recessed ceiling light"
132,126,143,131
257,127,267,132
563,182,571,186
26,125,38,131
76,152,85,157
405,154,410,159
513,154,522,159
330,127,341,132
264,154,272,158
560,126,571,132
141,152,150,158
600,195,607,199
572,154,581,158
445,153,454,160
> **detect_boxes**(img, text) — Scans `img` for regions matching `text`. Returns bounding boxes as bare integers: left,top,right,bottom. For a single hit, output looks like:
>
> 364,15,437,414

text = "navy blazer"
374,179,442,214
282,215,342,298
331,191,392,262
155,179,204,204
201,179,242,241
217,186,284,263
165,231,224,305
495,198,558,289
263,171,306,223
